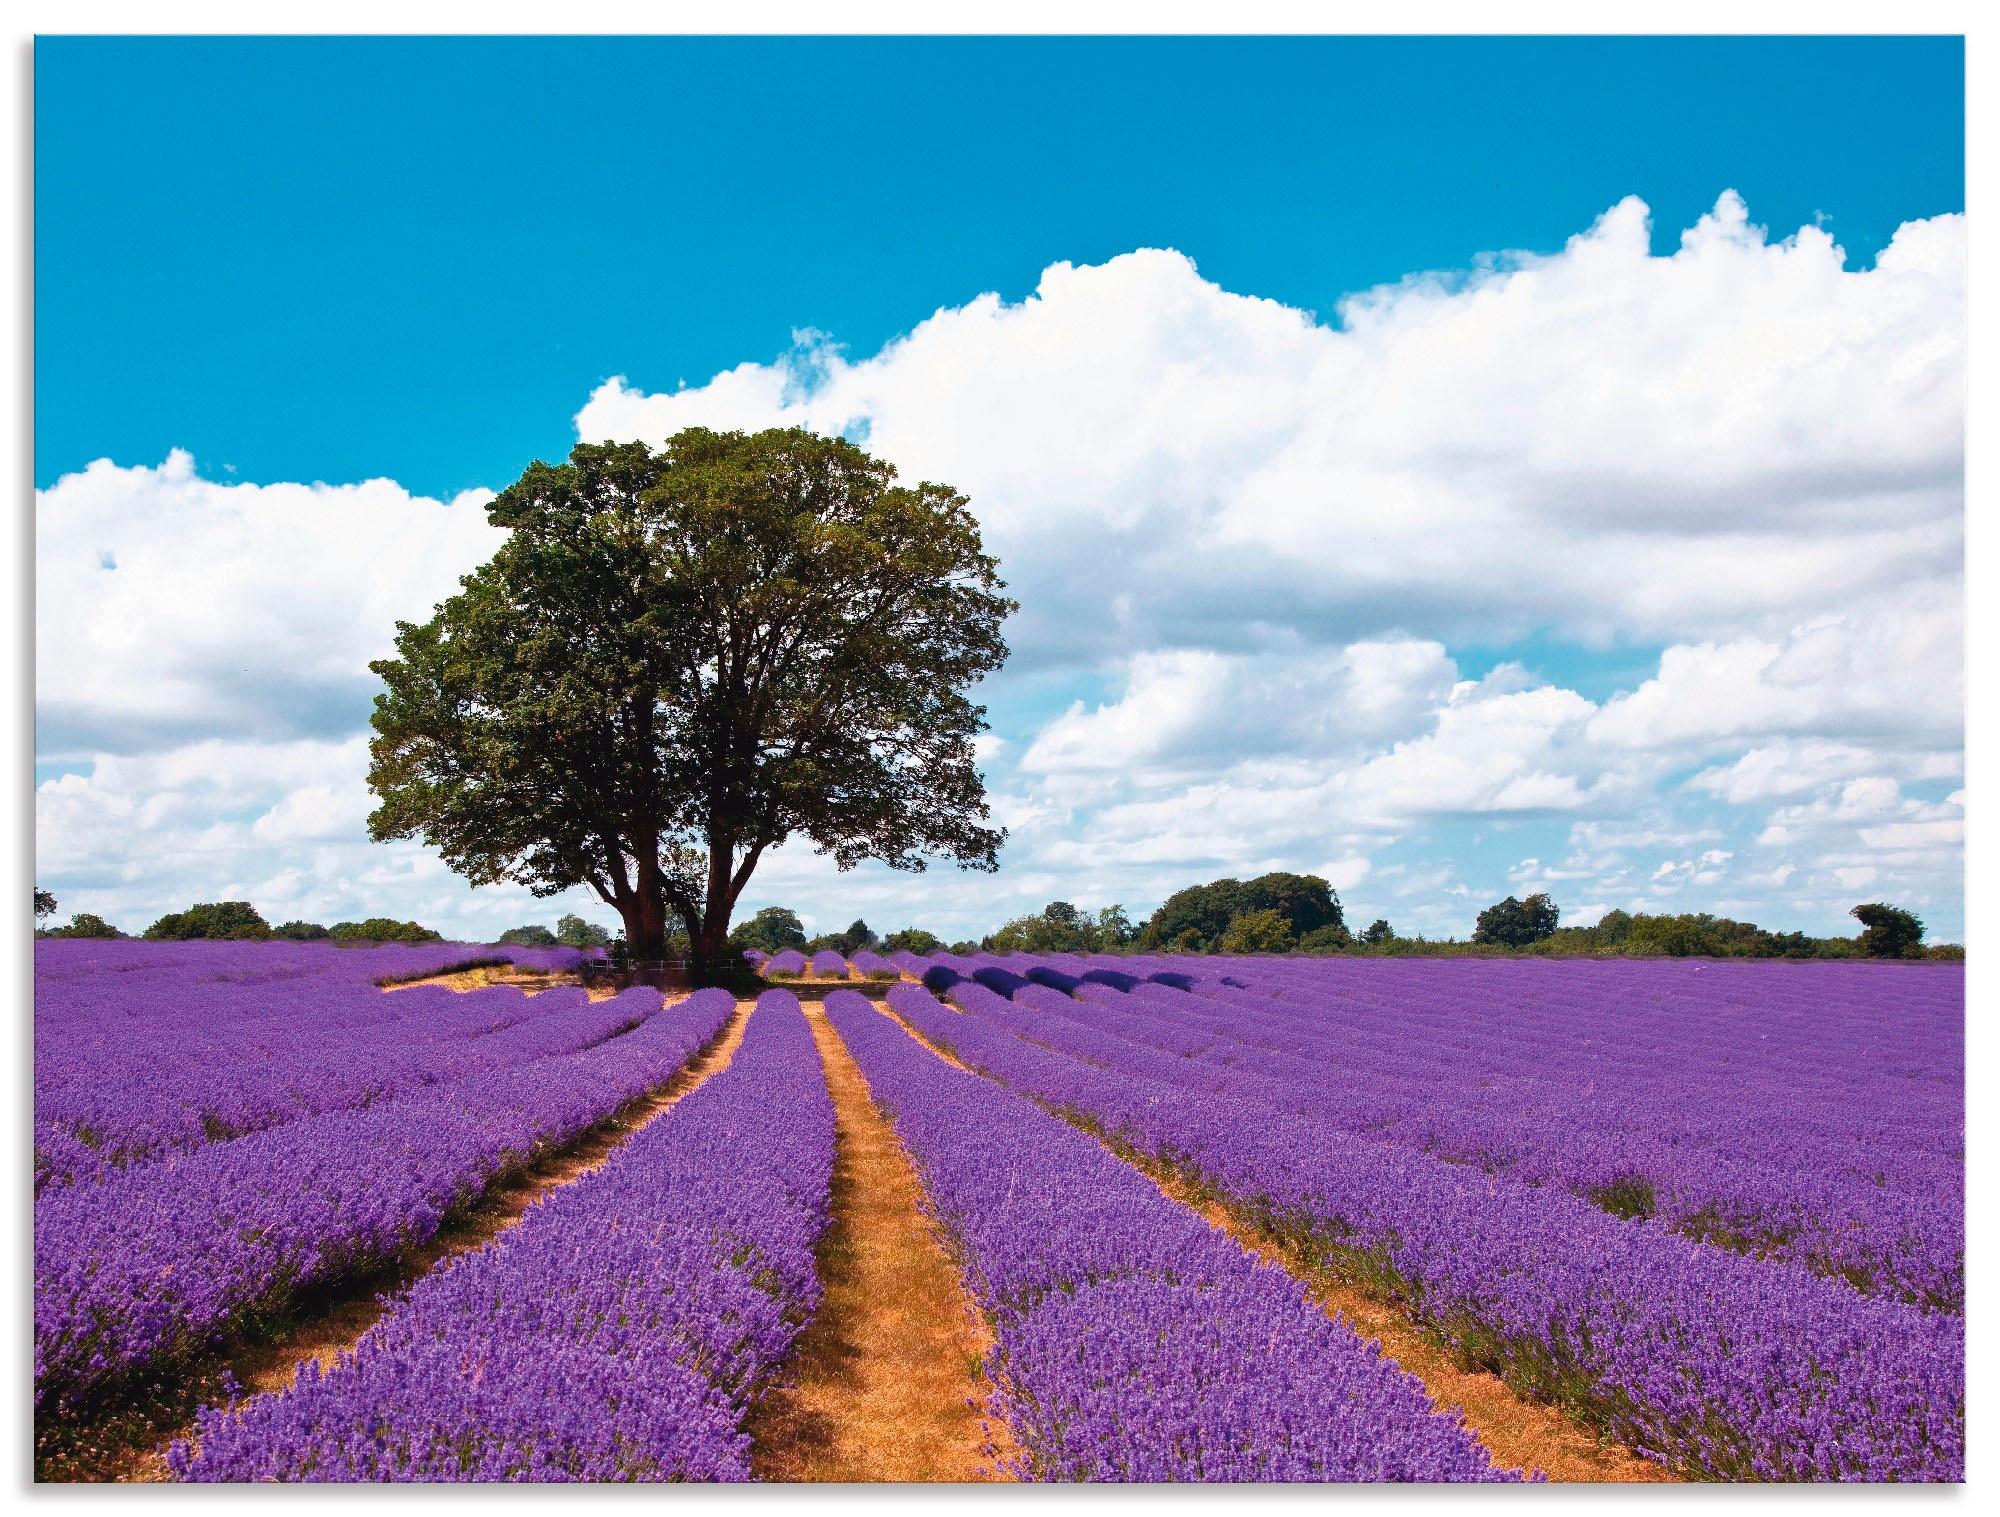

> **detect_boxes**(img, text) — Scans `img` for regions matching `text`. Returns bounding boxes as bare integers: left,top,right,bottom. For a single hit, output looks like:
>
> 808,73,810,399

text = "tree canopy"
329,918,443,944
729,906,809,954
367,429,1013,978
1471,893,1560,947
144,901,271,941
987,901,1136,955
1852,903,1925,959
41,912,122,939
1140,872,1341,951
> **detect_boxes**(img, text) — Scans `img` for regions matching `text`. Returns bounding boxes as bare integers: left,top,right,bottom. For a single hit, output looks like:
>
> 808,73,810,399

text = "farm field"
33,939,1962,1482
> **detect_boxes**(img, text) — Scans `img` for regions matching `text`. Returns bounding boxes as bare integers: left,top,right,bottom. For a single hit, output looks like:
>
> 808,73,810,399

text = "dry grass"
872,998,1675,1485
746,1003,1017,1482
41,996,754,1483
384,961,614,999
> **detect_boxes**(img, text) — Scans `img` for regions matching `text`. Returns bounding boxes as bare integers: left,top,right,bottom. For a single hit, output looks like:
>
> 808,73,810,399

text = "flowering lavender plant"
889,963,1962,1481
824,989,1512,1482
169,989,835,1482
36,986,736,1406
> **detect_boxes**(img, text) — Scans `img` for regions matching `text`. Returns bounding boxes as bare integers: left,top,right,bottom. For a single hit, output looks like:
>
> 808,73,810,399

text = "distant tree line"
34,882,1958,963
32,895,448,945
714,876,1957,965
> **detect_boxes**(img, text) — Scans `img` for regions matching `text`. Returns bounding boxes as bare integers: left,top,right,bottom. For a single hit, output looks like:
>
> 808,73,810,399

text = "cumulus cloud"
34,736,610,939
34,194,1964,942
36,451,503,758
579,193,1963,662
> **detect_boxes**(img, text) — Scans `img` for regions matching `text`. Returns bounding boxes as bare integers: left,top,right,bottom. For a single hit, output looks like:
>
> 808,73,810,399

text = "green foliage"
987,901,1136,955
42,911,123,939
803,918,879,957
1218,908,1296,955
554,913,612,949
329,917,443,945
1361,918,1396,946
1471,893,1560,947
144,901,271,941
1544,909,1881,961
947,940,981,955
1298,922,1355,953
728,906,809,954
881,926,943,955
498,924,559,947
273,920,330,941
1852,902,1925,959
35,888,57,920
1140,872,1341,951
366,429,1013,981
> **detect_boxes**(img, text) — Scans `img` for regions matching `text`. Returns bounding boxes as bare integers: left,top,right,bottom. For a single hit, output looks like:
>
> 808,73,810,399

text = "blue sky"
34,36,1966,944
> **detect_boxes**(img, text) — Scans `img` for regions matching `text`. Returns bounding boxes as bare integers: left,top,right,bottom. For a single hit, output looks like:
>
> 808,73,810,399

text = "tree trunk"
619,891,671,963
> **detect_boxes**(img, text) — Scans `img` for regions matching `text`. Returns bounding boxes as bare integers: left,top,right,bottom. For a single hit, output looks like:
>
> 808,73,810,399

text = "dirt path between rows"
871,997,1674,1485
384,962,611,998
49,996,755,1483
747,1003,1016,1482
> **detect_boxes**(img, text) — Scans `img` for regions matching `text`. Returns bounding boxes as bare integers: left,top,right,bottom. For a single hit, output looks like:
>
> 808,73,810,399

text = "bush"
1298,923,1355,954
498,924,558,947
273,920,330,941
42,911,123,939
330,917,443,945
144,901,271,941
986,902,1135,955
881,927,943,955
1218,908,1297,955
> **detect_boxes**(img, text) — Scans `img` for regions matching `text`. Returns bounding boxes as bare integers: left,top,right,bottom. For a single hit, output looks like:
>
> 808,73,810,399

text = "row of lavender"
824,989,1514,1481
753,949,897,977
35,985,736,1407
1159,953,1960,1211
908,949,1961,1313
887,967,1962,1480
34,938,593,1192
172,990,835,1481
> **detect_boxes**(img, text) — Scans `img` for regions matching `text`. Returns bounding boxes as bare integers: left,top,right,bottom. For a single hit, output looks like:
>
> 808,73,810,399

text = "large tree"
1472,893,1560,947
367,429,1013,978
1851,902,1924,959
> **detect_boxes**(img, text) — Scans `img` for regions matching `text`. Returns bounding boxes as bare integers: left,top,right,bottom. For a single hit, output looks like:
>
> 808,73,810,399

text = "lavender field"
33,939,1963,1482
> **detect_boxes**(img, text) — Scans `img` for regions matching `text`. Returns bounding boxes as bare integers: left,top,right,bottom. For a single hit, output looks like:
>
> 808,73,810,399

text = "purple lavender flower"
170,989,835,1482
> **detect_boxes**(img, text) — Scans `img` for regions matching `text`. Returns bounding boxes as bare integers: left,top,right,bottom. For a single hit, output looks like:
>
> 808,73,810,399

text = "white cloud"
1020,639,1455,777
36,451,503,757
33,194,1964,943
580,194,1962,662
34,737,613,939
1686,738,1961,804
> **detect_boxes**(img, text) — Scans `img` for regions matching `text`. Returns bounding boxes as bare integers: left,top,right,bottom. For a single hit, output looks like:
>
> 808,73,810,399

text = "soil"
384,962,613,999
40,995,755,1483
746,1001,1017,1482
868,996,1676,1484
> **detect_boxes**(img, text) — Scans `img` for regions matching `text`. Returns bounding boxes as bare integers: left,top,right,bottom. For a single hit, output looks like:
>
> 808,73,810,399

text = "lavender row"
35,987,736,1406
824,989,1511,1482
170,989,835,1482
949,959,1959,1313
1100,956,1964,1309
1121,953,1959,1172
889,978,1962,1481
37,985,654,1196
916,950,1961,1313
34,938,592,1192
